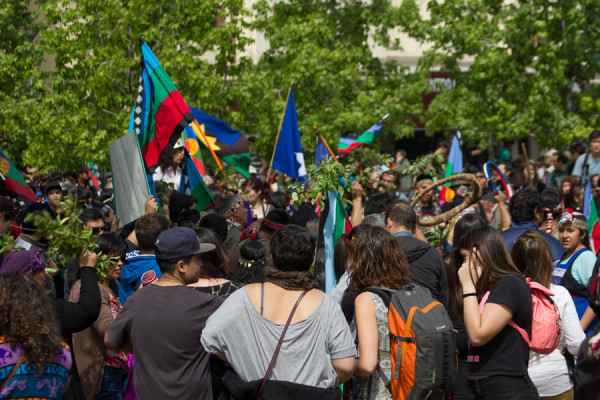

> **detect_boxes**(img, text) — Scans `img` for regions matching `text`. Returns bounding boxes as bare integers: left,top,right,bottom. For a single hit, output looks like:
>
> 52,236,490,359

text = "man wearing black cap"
106,227,224,400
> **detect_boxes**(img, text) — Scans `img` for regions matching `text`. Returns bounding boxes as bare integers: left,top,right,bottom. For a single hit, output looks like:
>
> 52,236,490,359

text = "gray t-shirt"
108,284,224,400
201,287,356,388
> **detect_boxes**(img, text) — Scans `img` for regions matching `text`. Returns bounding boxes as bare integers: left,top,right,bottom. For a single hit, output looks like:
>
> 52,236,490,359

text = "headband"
559,209,588,230
238,254,269,269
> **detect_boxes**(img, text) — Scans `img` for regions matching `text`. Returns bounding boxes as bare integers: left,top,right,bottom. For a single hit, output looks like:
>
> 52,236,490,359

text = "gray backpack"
366,285,457,400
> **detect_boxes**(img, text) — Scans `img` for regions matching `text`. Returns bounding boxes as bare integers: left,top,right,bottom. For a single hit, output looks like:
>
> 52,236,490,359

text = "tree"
397,0,600,148
0,1,48,165
4,0,253,172
234,0,424,163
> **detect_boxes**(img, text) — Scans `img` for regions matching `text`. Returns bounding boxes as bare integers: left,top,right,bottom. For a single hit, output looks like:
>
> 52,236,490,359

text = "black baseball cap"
154,227,215,260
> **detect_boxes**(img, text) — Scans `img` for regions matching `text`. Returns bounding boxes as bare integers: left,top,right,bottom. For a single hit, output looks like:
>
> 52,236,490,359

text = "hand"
457,249,482,289
351,181,363,200
144,195,158,214
111,218,120,233
79,251,97,269
494,192,507,205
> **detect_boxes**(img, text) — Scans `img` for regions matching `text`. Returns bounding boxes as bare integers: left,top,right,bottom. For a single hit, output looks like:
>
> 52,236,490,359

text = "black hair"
198,214,228,242
385,201,417,232
231,241,267,284
193,227,228,279
289,203,318,228
264,209,290,225
79,208,103,226
95,232,127,256
452,214,487,248
541,188,562,217
555,152,569,165
508,189,542,223
589,129,600,142
119,219,137,241
270,225,315,272
135,214,171,251
156,255,194,275
168,192,196,225
381,169,400,184
99,189,113,204
0,197,18,221
178,209,201,228
364,193,396,215
270,191,288,210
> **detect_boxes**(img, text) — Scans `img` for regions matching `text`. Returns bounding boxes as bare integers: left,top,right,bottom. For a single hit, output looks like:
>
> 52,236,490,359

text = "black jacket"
394,234,449,310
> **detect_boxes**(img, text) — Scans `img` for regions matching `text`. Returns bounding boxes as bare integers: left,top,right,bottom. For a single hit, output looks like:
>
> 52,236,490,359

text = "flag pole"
267,81,294,184
314,126,338,162
193,119,223,171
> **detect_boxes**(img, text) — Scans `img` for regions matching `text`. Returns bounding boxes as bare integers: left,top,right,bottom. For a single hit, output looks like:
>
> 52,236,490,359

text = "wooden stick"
521,142,533,189
267,81,294,184
193,119,223,170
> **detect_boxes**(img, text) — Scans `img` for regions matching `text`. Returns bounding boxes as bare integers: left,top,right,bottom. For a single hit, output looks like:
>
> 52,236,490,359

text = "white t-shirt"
527,284,586,396
152,165,181,190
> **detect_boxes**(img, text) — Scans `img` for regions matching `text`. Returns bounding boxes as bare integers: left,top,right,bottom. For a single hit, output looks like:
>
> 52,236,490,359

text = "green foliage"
288,157,353,208
232,0,422,161
18,197,115,281
403,153,445,179
398,0,600,148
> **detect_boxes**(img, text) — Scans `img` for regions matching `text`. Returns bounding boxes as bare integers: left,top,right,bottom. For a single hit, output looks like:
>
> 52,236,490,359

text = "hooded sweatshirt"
118,250,162,304
394,233,449,309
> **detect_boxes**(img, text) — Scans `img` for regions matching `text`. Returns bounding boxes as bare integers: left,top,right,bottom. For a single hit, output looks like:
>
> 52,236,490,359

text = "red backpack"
480,277,561,354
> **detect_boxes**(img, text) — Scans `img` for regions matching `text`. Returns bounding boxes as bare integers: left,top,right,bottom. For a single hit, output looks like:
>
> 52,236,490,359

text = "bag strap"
0,353,25,392
480,290,531,344
255,290,309,400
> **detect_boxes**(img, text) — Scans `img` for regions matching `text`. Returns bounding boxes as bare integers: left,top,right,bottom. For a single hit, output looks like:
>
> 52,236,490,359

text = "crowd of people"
1,132,600,400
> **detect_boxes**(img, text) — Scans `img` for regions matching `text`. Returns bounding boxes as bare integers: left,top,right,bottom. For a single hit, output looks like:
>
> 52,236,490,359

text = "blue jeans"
467,375,539,400
95,366,125,400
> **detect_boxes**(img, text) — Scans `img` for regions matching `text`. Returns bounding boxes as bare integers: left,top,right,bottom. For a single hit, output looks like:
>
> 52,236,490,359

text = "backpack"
366,285,457,400
479,277,561,354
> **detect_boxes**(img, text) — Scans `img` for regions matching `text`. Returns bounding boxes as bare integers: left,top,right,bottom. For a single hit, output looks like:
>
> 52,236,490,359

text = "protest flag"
319,191,352,293
315,126,337,165
269,88,307,183
131,41,196,171
440,136,463,203
179,150,214,212
0,150,37,206
583,181,600,253
337,115,388,154
190,107,251,178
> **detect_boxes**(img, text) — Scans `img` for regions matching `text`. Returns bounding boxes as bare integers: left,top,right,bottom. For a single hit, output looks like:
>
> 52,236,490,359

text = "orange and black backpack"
366,285,457,400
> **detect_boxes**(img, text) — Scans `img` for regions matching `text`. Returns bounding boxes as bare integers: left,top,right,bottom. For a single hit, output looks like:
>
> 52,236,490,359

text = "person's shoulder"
578,249,596,263
493,274,528,292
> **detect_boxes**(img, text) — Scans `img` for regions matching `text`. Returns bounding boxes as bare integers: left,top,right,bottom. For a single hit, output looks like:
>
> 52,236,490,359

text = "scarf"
264,268,319,291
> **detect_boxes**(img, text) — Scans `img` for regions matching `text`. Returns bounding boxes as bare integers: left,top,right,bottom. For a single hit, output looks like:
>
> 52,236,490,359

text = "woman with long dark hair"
0,272,72,399
350,226,410,400
451,226,537,399
189,227,243,298
512,231,584,400
243,177,273,221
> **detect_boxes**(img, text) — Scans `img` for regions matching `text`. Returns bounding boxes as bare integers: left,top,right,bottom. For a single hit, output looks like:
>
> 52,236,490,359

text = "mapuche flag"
0,150,37,206
337,115,388,154
583,181,600,253
132,41,195,171
179,150,214,212
440,136,463,203
190,107,251,179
